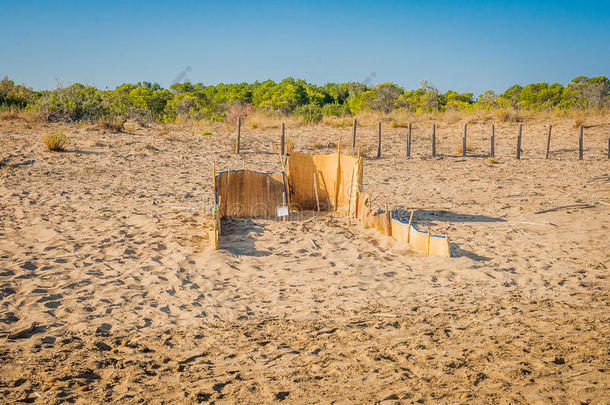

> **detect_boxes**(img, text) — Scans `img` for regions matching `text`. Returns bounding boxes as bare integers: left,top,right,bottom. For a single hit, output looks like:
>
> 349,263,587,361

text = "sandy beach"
1,117,608,403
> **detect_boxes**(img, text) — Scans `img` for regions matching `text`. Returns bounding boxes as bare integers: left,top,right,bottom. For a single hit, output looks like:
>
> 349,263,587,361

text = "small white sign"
276,206,289,217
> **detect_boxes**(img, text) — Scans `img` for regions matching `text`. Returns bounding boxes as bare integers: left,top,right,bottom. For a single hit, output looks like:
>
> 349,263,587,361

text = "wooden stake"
281,191,286,222
352,118,357,149
407,209,414,243
313,171,320,212
278,151,291,213
280,122,285,156
426,229,431,256
334,145,341,211
462,124,467,157
490,124,495,157
579,125,583,160
545,124,552,159
236,117,241,154
407,122,412,158
608,138,610,159
377,121,382,158
516,124,522,160
225,171,231,216
432,123,436,157
385,203,391,236
348,163,355,215
212,162,217,198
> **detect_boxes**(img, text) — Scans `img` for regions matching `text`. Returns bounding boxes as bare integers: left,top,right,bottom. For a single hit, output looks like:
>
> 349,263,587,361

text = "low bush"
97,116,125,132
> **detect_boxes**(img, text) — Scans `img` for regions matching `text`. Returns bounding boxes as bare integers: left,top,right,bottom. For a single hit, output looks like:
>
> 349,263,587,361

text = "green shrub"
321,103,348,116
293,103,322,124
0,74,607,125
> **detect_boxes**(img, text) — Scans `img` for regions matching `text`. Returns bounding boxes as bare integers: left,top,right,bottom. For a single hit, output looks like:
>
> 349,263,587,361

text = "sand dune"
0,118,608,403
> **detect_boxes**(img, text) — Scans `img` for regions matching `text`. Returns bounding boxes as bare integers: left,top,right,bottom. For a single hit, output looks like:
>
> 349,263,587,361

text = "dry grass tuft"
485,157,498,164
123,122,138,133
324,117,352,128
0,106,41,122
389,120,409,128
572,113,586,128
245,111,299,130
0,106,21,120
201,130,212,136
438,109,464,124
284,136,295,154
97,117,125,132
43,133,70,151
495,109,519,122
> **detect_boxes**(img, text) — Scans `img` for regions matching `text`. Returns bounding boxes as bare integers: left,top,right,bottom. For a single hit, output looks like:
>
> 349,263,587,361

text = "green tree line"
1,75,608,123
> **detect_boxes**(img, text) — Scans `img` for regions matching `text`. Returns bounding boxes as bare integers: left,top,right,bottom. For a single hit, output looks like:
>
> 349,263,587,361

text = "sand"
0,117,608,404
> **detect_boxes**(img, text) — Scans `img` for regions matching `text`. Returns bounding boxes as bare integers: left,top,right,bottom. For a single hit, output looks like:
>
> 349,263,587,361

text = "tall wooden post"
432,123,436,157
516,124,522,160
377,121,382,158
236,117,241,154
545,124,552,159
608,138,610,159
490,124,495,157
462,124,467,157
280,122,285,156
407,122,412,158
352,118,357,149
579,125,583,160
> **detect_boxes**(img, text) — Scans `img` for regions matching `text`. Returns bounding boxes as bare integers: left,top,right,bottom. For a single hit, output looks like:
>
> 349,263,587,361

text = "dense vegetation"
1,75,608,124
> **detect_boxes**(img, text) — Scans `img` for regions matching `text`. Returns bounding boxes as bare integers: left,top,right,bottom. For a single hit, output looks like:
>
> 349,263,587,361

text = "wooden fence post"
236,117,241,153
579,125,583,160
545,124,552,159
490,124,495,157
352,118,357,149
462,124,467,157
407,122,412,158
608,138,610,159
280,122,285,156
432,123,436,157
516,124,522,159
377,121,382,158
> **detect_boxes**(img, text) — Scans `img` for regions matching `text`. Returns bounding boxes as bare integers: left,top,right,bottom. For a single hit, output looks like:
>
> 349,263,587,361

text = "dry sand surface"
0,117,609,404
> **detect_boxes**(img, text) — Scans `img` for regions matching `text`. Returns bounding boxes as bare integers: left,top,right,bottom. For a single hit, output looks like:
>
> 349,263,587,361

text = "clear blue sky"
1,0,608,94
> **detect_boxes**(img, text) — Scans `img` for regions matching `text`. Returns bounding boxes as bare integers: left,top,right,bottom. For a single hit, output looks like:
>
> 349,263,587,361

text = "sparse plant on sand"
201,130,212,136
43,133,70,151
485,157,498,164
